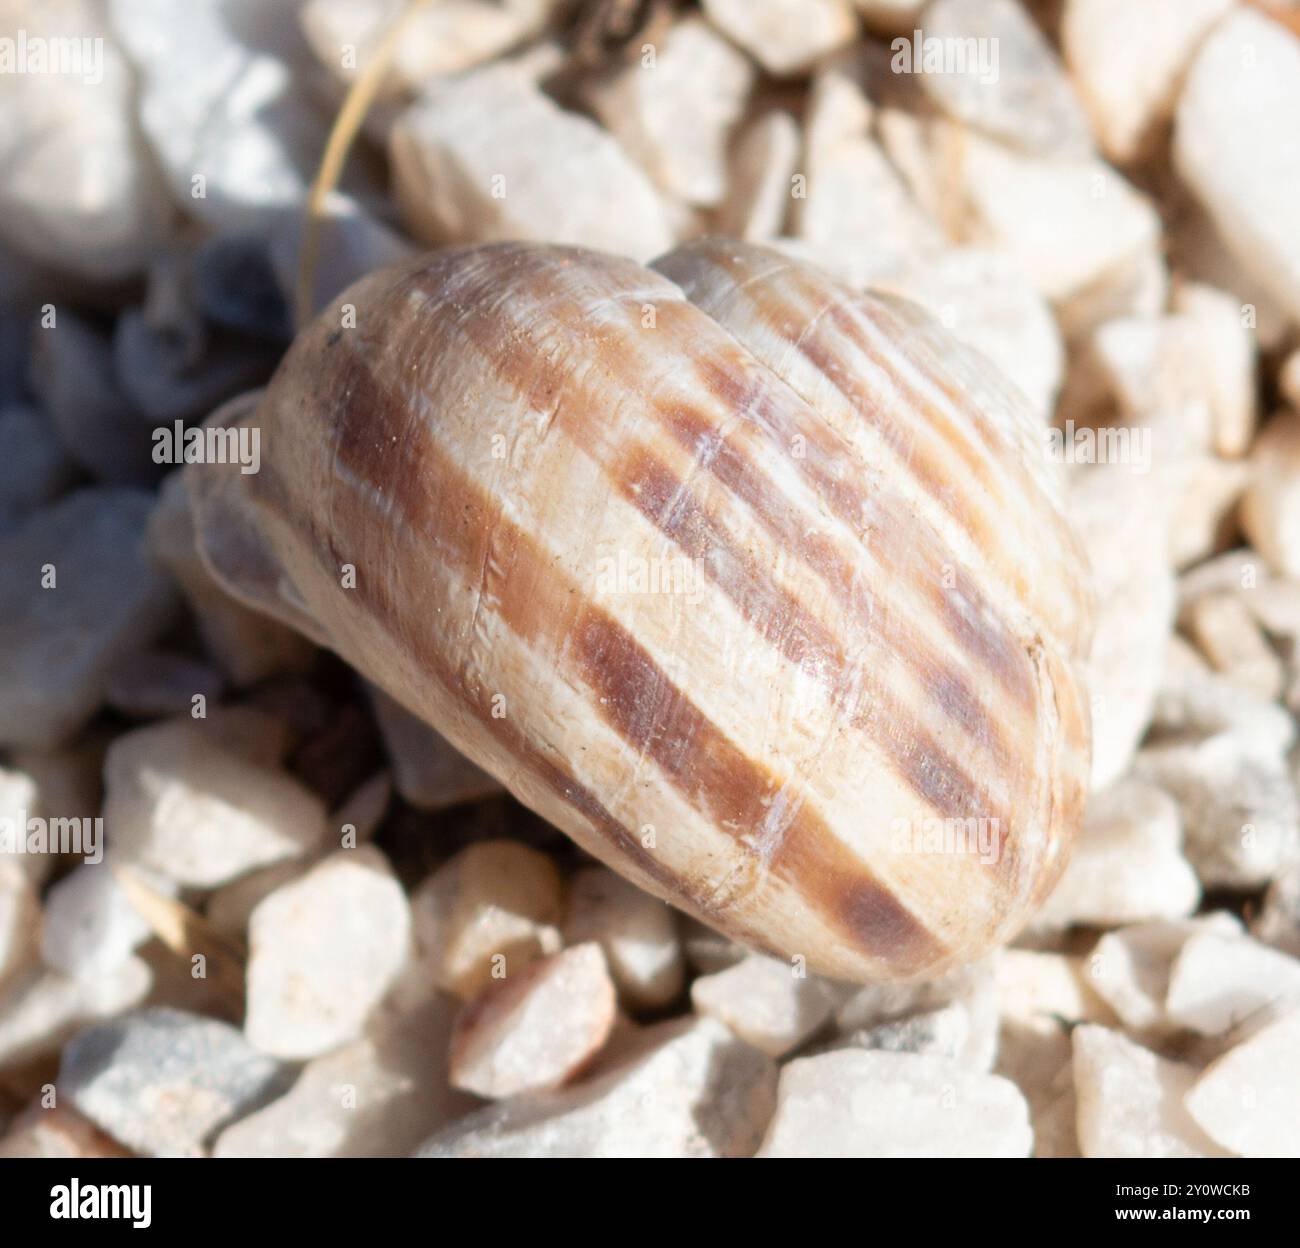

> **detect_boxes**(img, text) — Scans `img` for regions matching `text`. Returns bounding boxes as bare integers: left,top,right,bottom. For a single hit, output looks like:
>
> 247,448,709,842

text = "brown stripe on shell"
419,253,1038,760
252,397,755,943
655,244,1088,661
673,344,1037,714
398,248,1030,845
306,344,950,976
568,583,948,976
614,439,1005,825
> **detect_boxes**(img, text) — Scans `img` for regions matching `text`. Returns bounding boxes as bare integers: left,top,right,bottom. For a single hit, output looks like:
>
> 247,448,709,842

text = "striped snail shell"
189,239,1093,984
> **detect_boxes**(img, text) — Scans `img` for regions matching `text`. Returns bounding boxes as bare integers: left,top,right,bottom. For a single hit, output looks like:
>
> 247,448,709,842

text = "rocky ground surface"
1,0,1300,1158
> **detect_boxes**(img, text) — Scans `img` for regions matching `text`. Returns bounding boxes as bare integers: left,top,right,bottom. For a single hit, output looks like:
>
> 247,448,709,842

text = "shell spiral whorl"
189,238,1093,984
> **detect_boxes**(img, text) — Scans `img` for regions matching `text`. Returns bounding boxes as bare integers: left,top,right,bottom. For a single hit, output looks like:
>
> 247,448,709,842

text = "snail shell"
189,239,1092,983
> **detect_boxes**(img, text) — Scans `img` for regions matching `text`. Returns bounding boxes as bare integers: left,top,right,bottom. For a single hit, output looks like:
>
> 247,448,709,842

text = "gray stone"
59,1007,288,1157
0,404,75,533
104,650,226,719
368,686,501,811
28,314,159,486
0,490,178,749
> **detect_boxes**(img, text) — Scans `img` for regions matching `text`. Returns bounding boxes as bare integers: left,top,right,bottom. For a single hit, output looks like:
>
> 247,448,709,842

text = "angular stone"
586,17,754,208
1165,932,1300,1036
1036,780,1199,928
1185,1010,1300,1157
563,865,682,1010
830,969,999,1074
40,861,174,981
825,1001,983,1068
1062,0,1235,163
1174,11,1300,327
0,958,152,1070
300,0,532,95
109,0,337,233
1166,455,1249,572
449,943,617,1098
104,714,327,887
59,1007,287,1157
1078,315,1216,447
835,959,993,1034
1134,735,1298,889
997,950,1118,1032
215,977,475,1157
0,404,75,534
1150,666,1293,760
418,1017,776,1158
1069,461,1175,789
1,747,104,888
1086,914,1243,1033
245,846,412,1059
801,138,939,255
757,1050,1031,1158
1053,242,1169,344
390,65,674,263
1170,282,1258,458
691,954,838,1058
701,0,857,77
410,840,563,999
104,650,226,719
1168,201,1292,352
368,687,501,810
891,118,1159,307
1242,412,1300,580
919,0,1093,158
1184,592,1283,700
0,490,178,749
0,0,166,279
796,73,941,257
1072,1025,1228,1157
717,108,800,242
